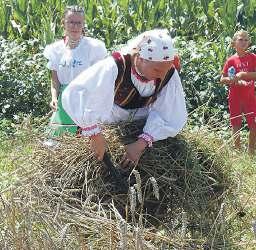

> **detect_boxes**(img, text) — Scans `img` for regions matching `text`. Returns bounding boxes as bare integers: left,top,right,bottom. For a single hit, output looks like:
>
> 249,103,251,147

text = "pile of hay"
0,120,233,249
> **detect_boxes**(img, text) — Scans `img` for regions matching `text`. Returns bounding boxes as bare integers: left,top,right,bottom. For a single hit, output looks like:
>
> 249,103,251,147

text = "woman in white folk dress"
62,29,187,167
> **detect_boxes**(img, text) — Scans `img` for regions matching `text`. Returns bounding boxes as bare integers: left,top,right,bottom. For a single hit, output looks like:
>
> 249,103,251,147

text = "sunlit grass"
0,118,255,249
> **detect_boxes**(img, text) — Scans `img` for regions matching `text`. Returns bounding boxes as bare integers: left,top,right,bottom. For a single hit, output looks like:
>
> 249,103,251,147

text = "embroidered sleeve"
62,57,118,129
138,133,153,147
143,70,187,141
92,40,108,64
81,124,101,137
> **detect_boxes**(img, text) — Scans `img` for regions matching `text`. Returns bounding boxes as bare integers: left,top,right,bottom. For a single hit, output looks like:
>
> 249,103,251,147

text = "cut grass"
0,121,255,249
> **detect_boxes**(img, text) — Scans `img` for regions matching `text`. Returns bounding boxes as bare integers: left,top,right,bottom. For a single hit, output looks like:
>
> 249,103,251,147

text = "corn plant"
0,0,255,45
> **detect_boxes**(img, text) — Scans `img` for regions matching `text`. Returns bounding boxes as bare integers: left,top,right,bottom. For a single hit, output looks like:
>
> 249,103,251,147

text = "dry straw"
0,119,234,249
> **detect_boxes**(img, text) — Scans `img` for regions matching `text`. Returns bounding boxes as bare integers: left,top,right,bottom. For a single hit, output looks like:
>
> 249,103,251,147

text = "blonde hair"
231,30,251,47
64,5,85,17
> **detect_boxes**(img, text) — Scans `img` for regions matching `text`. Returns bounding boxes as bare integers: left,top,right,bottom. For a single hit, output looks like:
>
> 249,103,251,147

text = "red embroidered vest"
112,52,175,109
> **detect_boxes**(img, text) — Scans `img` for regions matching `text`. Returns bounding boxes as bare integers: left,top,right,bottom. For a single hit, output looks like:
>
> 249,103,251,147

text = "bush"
0,37,50,120
175,37,231,128
0,36,230,126
1,35,254,127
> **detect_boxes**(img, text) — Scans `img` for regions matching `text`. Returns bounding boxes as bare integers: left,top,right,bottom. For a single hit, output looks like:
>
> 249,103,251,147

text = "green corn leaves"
0,0,255,46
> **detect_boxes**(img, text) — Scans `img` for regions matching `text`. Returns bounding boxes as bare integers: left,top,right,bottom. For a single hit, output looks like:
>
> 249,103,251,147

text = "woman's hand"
50,98,58,111
89,133,107,161
121,138,147,168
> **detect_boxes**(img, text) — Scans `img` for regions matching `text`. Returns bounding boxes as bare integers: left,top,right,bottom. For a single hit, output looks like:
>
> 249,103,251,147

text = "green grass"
0,122,34,191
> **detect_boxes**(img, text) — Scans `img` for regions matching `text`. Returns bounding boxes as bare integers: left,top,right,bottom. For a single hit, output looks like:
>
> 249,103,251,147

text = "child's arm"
235,71,256,81
220,74,249,86
220,75,233,85
50,70,60,111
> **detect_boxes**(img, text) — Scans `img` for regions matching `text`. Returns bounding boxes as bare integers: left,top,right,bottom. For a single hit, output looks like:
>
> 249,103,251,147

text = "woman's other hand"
121,138,147,168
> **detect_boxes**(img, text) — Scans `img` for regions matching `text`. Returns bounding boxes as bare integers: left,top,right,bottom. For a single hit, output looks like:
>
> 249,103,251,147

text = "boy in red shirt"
220,30,256,155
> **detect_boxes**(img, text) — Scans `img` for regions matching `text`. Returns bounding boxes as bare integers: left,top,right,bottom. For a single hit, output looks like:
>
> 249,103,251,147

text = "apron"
47,85,78,137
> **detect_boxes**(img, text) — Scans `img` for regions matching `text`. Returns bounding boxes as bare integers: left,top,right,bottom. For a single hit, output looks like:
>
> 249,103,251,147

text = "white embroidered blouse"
62,56,187,142
43,37,107,85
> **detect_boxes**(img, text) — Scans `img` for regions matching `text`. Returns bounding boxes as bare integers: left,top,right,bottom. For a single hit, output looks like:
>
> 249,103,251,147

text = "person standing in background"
220,30,256,155
44,5,107,136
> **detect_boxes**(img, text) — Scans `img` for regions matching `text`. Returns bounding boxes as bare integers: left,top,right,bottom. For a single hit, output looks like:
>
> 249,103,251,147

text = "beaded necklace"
65,36,82,49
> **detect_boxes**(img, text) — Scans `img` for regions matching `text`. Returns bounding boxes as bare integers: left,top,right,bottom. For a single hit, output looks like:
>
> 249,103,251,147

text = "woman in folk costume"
62,29,187,167
43,5,107,136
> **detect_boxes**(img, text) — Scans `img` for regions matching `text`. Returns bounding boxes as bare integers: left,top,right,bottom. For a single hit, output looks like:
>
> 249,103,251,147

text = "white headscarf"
121,29,177,61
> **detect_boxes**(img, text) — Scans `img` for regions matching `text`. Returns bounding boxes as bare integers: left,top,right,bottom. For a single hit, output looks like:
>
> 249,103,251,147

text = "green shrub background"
0,0,256,124
0,39,49,120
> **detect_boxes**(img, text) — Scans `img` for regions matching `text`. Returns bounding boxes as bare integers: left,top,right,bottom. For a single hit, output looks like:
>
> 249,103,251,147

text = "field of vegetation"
0,0,256,249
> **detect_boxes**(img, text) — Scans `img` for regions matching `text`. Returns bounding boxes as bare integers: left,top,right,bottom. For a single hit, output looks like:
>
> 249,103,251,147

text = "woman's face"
63,11,84,40
136,56,173,80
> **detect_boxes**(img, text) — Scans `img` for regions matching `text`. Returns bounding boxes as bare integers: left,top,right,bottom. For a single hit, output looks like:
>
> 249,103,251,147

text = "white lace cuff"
81,124,101,137
138,133,154,147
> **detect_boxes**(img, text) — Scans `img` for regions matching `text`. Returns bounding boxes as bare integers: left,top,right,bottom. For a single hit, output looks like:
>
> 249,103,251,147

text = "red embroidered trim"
138,133,154,147
81,125,101,137
131,66,157,85
131,66,149,83
112,51,123,61
81,124,98,131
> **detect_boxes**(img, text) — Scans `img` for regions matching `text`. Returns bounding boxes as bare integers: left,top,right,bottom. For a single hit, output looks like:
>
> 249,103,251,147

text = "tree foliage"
0,0,255,46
